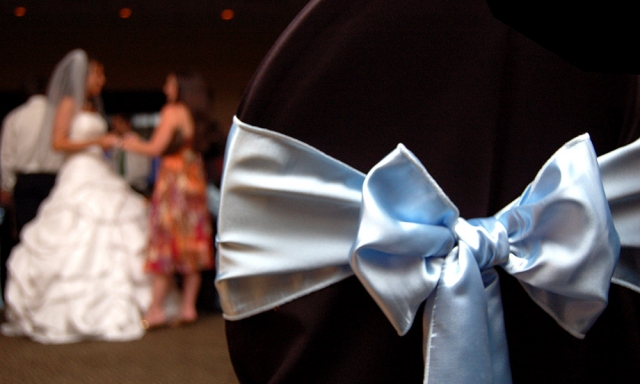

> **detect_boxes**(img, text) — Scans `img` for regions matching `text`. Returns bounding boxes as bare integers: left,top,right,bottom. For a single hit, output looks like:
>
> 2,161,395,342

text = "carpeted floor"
0,311,239,384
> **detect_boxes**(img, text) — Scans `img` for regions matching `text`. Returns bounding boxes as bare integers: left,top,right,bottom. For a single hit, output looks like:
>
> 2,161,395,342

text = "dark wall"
0,2,308,129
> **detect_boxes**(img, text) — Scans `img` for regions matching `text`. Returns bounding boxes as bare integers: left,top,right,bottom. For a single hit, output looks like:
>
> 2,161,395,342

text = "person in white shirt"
108,113,152,195
0,84,64,235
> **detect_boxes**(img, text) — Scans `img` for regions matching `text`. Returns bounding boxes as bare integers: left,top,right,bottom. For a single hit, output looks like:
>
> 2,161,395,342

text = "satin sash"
599,137,640,293
216,116,620,384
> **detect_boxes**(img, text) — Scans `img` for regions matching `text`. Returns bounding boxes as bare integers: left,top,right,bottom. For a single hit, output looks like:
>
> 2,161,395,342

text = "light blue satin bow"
599,137,640,293
216,117,620,384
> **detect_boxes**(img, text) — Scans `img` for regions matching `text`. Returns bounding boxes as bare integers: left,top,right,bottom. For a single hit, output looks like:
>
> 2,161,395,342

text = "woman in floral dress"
123,71,213,328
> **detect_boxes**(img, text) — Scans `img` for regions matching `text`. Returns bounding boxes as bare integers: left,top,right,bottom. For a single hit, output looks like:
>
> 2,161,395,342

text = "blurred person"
123,71,213,329
0,76,61,301
0,77,63,235
1,49,151,344
109,113,152,195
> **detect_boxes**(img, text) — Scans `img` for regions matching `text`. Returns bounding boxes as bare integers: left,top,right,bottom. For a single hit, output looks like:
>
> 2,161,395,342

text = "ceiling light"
14,6,27,17
220,9,234,21
120,8,132,19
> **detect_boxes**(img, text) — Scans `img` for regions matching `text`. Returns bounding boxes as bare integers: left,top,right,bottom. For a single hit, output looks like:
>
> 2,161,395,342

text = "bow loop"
598,136,640,294
494,134,619,337
350,144,458,335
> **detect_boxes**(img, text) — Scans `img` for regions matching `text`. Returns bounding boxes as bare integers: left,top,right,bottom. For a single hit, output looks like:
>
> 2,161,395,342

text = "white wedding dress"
1,111,151,344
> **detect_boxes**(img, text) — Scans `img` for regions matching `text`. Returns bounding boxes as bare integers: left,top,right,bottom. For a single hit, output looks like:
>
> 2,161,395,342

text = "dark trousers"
1,173,56,299
13,173,57,235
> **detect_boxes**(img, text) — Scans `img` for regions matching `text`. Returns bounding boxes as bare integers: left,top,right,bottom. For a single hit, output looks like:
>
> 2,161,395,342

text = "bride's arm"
122,104,180,157
52,97,117,153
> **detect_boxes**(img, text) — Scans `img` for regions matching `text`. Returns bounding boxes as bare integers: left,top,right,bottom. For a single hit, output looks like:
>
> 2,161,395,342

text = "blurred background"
0,6,311,382
0,0,312,324
0,0,310,131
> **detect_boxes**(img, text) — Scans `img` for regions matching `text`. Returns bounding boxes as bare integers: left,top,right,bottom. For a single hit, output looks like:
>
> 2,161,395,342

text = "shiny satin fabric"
216,117,620,383
599,137,640,293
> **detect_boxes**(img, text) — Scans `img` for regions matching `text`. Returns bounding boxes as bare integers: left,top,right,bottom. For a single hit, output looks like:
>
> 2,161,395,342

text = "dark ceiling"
0,0,309,27
0,1,311,125
0,1,310,89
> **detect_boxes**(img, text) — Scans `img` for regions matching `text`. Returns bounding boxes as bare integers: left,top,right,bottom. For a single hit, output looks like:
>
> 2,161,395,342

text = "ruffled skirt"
1,152,151,344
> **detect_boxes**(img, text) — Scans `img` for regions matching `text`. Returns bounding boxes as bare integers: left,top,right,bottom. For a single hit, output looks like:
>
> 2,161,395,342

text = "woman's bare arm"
123,104,189,157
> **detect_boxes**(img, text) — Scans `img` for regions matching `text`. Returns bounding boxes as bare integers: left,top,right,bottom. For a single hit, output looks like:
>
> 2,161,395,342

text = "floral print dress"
145,135,213,274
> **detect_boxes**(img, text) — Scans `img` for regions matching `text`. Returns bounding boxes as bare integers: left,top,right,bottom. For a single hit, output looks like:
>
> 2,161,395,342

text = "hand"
99,134,122,150
123,131,140,140
122,133,141,151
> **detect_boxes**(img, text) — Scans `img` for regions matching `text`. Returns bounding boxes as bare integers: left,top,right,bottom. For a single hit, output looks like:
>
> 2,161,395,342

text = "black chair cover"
227,0,640,382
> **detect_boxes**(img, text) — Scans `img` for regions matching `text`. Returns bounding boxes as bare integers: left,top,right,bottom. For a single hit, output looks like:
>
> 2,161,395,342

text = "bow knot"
455,217,510,270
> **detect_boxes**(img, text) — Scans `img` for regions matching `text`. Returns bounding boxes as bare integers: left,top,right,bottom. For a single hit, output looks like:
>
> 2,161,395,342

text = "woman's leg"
180,271,201,322
143,273,172,327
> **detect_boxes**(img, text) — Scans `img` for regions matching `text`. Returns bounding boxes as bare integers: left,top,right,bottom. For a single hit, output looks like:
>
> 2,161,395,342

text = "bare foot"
179,307,198,324
142,307,167,329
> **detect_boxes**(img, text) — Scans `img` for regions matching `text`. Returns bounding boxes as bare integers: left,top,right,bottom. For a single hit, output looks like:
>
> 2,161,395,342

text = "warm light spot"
14,6,27,17
119,7,132,19
220,9,234,21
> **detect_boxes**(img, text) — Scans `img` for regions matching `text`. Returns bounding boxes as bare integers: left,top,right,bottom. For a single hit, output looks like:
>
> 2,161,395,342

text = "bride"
1,49,151,344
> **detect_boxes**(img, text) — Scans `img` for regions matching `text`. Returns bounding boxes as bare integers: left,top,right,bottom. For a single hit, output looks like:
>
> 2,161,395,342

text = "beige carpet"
0,312,239,384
